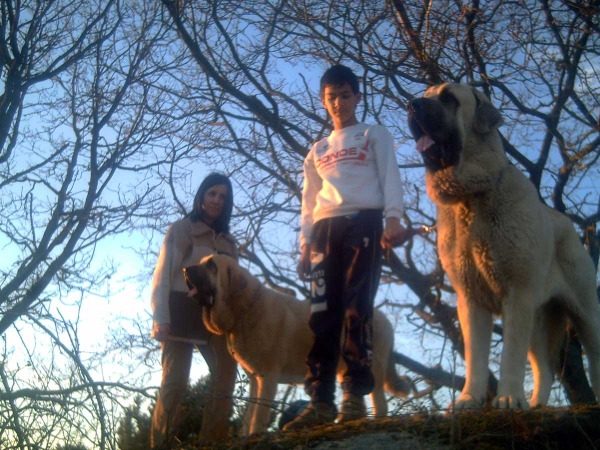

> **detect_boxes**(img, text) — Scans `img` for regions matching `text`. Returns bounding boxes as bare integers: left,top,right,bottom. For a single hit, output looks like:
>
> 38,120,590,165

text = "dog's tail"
384,350,412,397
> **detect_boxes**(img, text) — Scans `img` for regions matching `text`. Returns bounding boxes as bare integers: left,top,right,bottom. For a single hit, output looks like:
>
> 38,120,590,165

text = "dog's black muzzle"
407,97,447,141
407,98,461,171
183,265,215,307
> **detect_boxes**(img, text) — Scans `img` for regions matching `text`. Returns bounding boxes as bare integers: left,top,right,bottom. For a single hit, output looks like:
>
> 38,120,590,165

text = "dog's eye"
205,258,217,273
439,91,459,107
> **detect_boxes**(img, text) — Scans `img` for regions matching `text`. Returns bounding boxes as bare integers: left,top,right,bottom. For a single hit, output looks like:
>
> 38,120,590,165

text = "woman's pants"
150,334,237,448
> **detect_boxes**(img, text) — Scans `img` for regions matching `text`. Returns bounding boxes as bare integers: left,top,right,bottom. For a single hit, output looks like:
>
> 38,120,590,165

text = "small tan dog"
408,82,600,410
184,254,411,434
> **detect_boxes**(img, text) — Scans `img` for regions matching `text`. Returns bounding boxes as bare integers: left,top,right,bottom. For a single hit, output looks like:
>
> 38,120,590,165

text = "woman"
150,173,238,448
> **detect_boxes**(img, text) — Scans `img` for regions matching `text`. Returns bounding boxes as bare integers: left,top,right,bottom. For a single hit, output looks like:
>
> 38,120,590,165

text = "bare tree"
1,0,598,448
161,0,600,411
0,1,207,448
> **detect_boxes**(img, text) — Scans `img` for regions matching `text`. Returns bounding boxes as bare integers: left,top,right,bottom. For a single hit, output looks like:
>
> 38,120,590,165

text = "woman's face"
202,184,228,224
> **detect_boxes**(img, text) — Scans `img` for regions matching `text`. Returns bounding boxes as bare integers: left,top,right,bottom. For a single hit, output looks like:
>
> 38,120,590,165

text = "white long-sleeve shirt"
300,123,404,247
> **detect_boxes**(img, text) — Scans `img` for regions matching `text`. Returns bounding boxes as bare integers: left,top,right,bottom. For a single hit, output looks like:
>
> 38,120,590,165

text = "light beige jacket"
150,217,237,333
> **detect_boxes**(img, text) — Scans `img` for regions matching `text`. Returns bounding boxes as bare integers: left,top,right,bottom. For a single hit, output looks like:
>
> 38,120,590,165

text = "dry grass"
182,405,600,450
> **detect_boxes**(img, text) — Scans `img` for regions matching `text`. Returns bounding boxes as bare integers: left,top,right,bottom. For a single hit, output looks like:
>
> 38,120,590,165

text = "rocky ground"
189,405,600,450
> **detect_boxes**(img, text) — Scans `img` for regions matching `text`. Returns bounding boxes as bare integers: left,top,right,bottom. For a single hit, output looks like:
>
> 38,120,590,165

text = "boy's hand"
382,217,408,249
297,244,311,281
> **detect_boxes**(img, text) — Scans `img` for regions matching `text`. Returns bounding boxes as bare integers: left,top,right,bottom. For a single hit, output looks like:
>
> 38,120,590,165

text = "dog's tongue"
416,135,435,153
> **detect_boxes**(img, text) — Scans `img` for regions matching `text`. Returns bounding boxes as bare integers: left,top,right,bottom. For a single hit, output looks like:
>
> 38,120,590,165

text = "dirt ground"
299,429,449,449
194,405,600,450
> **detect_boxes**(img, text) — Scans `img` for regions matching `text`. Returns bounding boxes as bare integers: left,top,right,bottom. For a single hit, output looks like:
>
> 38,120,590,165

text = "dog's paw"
492,394,529,410
446,393,485,415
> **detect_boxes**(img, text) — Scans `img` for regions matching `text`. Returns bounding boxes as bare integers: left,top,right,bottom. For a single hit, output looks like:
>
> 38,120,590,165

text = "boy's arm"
298,148,321,279
299,148,321,248
372,126,407,247
298,244,311,281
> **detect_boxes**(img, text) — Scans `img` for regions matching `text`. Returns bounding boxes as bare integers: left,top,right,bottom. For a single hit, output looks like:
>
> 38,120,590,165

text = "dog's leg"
368,354,386,417
528,304,566,407
453,294,493,410
569,296,600,402
560,244,600,402
552,217,600,401
241,375,258,436
249,374,279,434
573,315,600,402
495,291,535,409
370,386,387,418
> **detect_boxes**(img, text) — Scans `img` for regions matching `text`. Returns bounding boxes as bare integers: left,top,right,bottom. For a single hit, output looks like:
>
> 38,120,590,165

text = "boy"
284,64,406,430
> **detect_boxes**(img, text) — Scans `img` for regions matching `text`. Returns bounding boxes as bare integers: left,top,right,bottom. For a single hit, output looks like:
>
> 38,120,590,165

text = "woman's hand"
297,244,311,281
152,322,172,341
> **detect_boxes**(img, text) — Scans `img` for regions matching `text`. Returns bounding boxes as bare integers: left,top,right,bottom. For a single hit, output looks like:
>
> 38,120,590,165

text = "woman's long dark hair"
189,173,234,234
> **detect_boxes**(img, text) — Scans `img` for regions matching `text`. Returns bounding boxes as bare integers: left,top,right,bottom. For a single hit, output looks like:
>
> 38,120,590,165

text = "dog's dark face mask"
184,264,216,307
407,91,462,172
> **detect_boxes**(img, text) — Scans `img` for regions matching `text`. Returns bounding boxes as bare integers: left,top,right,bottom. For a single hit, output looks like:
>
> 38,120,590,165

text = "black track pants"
304,209,383,404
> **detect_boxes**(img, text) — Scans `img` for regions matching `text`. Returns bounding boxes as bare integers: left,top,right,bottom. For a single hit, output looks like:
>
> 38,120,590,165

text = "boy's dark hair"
189,172,234,234
320,64,360,97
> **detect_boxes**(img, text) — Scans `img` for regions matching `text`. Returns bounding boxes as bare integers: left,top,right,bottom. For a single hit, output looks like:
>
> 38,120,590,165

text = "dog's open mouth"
407,98,463,172
416,135,435,153
189,286,215,307
409,116,461,171
183,266,215,307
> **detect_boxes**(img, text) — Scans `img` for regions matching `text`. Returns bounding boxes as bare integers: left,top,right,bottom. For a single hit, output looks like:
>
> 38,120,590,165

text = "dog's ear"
227,263,248,295
472,88,504,134
201,255,218,274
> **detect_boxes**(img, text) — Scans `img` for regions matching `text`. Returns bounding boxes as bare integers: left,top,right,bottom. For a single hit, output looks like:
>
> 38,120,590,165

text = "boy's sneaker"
337,393,367,423
281,401,337,431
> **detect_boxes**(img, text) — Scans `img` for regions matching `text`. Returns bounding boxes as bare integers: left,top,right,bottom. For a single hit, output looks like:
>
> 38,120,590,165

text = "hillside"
189,405,600,450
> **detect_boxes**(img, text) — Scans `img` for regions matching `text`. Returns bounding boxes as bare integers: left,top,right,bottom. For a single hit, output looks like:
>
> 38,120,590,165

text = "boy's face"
321,83,361,130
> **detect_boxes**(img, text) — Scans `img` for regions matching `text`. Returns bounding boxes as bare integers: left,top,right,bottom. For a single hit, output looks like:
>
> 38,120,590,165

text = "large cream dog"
183,254,410,434
408,83,600,410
